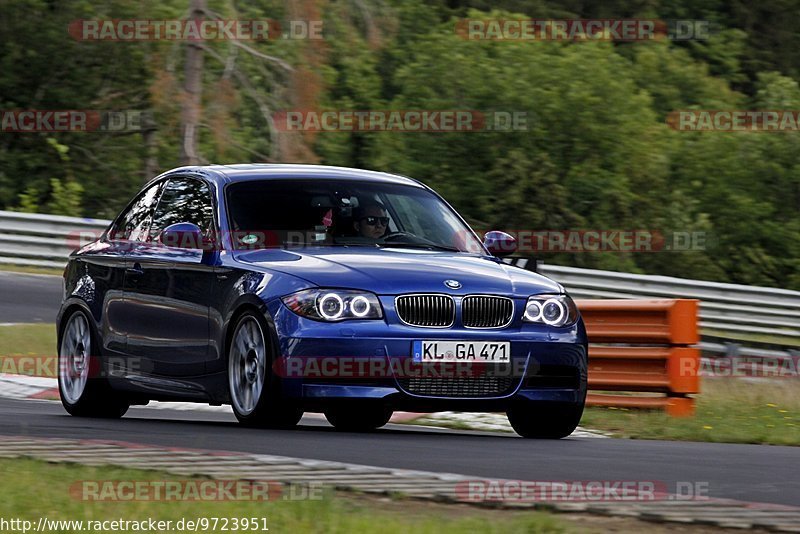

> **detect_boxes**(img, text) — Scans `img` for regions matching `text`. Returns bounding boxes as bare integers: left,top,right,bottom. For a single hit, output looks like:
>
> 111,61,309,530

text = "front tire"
58,309,129,418
325,405,392,432
507,402,585,439
228,312,302,428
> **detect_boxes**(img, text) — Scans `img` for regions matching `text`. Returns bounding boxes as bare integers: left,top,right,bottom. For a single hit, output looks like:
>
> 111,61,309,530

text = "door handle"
126,263,144,276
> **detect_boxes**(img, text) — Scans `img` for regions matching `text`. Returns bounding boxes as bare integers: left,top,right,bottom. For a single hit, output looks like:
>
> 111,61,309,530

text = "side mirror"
160,222,203,250
483,231,517,257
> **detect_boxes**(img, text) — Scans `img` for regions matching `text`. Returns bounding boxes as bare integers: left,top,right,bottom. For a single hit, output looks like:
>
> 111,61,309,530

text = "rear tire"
325,405,392,432
507,402,584,439
58,309,129,418
228,312,303,429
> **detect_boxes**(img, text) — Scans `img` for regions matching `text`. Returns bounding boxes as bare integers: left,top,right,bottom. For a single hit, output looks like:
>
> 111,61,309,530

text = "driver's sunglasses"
360,216,390,227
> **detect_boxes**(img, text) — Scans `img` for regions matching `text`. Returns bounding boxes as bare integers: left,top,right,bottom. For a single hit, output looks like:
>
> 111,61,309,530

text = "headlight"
282,289,383,321
522,294,578,327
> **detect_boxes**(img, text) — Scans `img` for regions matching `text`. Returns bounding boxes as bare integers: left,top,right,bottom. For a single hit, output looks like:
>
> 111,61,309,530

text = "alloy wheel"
59,312,91,404
229,316,267,416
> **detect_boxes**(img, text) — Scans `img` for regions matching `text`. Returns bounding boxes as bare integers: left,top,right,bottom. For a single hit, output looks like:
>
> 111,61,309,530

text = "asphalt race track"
0,271,63,323
1,397,798,507
2,272,798,508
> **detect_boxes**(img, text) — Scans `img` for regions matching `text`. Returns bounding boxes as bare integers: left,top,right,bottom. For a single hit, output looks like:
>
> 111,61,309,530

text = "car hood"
235,247,563,296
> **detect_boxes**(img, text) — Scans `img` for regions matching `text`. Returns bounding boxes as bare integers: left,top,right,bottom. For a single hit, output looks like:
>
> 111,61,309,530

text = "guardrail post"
723,342,740,359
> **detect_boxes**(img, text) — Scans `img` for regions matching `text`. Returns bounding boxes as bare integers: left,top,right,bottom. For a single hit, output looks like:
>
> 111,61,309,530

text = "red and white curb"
413,411,611,438
0,374,59,399
0,435,798,531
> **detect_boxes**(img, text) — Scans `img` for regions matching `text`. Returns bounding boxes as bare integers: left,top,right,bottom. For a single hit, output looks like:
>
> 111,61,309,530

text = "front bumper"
268,298,588,412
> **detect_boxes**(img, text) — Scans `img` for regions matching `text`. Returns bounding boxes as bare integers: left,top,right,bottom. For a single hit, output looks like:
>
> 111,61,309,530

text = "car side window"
148,177,215,243
108,181,165,242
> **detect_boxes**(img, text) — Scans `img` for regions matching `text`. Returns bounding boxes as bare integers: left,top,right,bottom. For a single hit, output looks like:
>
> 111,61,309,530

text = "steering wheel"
382,232,445,248
382,231,418,243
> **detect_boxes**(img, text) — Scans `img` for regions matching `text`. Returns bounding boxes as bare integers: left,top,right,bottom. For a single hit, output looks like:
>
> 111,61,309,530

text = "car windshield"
225,179,485,253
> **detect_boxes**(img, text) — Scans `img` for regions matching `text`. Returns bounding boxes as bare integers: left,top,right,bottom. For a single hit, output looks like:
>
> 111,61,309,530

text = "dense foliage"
1,0,798,288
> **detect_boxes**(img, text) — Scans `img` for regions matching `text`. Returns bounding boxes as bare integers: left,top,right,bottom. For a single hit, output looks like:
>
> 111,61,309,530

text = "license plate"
412,341,510,363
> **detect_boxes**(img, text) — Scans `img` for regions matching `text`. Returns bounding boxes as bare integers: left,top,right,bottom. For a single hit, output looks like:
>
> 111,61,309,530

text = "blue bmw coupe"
57,164,588,438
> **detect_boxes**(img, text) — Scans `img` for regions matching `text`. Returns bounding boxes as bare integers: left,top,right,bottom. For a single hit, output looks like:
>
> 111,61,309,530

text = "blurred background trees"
0,0,798,288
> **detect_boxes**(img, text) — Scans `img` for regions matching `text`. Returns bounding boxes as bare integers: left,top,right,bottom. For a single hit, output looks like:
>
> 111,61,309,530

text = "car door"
121,176,216,378
100,180,167,358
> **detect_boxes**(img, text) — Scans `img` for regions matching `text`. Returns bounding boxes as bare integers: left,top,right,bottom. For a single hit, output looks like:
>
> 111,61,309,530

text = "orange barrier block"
577,299,699,344
579,299,700,416
588,346,700,394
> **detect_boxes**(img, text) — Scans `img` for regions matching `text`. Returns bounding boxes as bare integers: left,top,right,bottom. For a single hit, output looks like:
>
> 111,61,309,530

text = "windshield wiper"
378,242,461,252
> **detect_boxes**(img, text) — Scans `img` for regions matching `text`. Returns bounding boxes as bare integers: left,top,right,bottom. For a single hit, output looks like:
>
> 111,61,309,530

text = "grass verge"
0,323,57,377
581,379,799,446
0,264,63,277
703,328,800,348
0,458,565,533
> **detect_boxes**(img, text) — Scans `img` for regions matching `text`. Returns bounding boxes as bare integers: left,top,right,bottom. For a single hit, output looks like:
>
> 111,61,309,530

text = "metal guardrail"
536,263,800,343
0,210,110,269
503,258,800,343
699,341,798,360
1,209,798,344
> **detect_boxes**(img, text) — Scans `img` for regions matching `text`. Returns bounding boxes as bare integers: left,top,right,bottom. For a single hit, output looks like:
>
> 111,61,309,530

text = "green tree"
45,178,84,217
